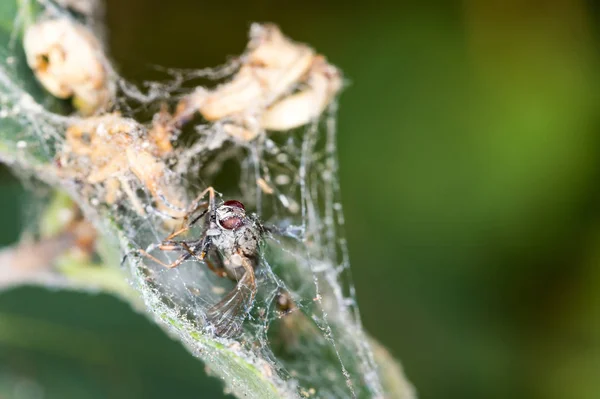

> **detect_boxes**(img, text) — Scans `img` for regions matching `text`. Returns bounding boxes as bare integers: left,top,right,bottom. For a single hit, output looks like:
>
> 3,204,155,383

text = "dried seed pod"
23,18,112,115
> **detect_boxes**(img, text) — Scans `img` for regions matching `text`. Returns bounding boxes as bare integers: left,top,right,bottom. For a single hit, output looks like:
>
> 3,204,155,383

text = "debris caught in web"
0,1,398,397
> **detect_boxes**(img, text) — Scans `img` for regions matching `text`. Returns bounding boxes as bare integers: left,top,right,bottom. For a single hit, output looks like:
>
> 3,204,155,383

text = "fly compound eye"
218,199,246,230
220,216,244,230
223,200,245,210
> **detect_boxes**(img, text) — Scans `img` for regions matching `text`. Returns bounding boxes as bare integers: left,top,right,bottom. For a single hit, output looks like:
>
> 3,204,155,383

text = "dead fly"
139,187,264,337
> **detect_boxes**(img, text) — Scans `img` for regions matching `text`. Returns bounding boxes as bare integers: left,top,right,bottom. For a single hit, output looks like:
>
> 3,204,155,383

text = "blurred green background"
1,0,600,398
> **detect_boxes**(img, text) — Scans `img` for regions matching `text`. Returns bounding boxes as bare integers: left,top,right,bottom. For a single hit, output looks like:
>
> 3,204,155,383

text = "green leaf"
0,0,68,169
0,1,414,398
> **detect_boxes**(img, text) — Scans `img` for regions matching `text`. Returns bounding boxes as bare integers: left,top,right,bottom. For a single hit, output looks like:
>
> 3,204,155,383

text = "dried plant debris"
23,17,113,115
54,0,100,17
57,113,184,217
174,24,342,142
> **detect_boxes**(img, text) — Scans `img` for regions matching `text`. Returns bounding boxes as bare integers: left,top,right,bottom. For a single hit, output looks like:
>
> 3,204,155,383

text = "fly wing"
205,268,256,337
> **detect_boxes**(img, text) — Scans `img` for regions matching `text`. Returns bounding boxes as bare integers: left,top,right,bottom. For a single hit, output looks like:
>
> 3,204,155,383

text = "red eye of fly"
221,217,244,230
223,200,245,210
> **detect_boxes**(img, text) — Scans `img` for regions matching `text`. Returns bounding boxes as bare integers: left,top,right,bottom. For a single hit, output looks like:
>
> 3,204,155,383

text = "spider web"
130,71,383,399
0,1,387,398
